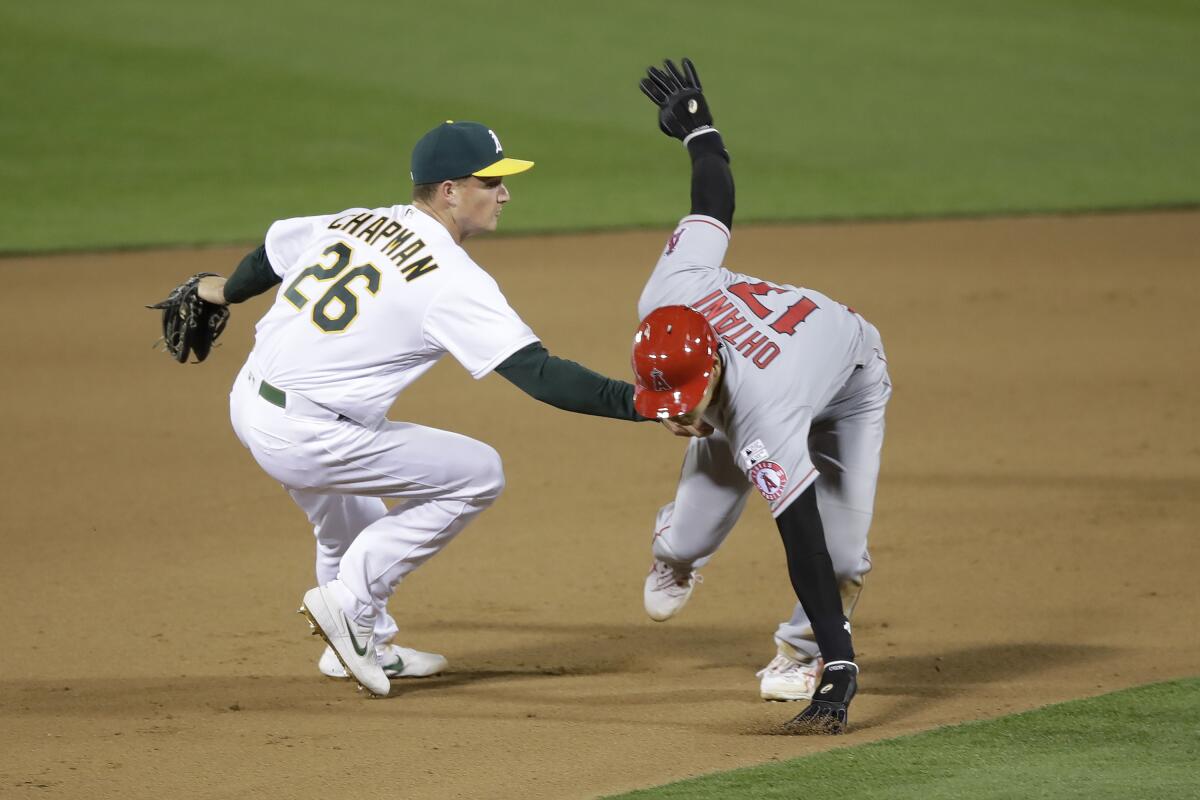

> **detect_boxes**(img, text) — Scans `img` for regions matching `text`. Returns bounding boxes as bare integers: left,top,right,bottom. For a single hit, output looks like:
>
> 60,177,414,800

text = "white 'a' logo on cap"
488,129,502,153
650,368,672,392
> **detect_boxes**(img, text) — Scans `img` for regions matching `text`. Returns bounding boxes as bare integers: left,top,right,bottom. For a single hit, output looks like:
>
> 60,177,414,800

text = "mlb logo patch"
740,438,770,470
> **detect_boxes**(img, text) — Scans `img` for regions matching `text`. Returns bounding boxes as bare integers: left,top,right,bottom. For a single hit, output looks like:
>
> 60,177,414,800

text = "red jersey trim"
769,467,819,518
680,215,731,240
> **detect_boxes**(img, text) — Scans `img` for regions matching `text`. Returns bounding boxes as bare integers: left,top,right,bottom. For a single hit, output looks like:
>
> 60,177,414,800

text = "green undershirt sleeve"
224,244,282,304
495,342,651,422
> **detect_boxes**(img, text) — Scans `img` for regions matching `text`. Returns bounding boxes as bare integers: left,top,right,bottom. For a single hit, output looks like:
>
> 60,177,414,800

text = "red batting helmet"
631,305,720,419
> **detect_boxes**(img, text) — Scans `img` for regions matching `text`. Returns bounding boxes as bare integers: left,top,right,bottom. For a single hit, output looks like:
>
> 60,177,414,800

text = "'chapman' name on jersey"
327,211,439,282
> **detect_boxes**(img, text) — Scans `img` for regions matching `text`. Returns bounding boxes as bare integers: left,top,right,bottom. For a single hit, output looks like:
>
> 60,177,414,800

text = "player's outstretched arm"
639,58,735,228
197,244,283,305
495,342,652,421
774,484,858,734
775,484,855,663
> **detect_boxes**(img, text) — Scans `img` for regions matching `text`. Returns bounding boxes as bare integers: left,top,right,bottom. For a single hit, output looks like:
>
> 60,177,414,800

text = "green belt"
258,379,286,408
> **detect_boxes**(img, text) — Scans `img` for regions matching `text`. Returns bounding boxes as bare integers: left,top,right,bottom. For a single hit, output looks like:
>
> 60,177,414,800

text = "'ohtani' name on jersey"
327,212,438,282
691,289,785,370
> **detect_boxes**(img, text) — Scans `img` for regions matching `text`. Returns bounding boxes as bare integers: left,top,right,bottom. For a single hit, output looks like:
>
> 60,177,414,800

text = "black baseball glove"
147,273,230,363
639,57,714,140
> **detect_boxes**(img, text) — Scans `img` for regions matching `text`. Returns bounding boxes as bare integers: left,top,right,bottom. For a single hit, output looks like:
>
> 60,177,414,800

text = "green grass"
602,678,1200,799
2,1,1199,252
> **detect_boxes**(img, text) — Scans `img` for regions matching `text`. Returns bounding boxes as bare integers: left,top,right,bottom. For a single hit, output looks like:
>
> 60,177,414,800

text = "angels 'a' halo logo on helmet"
630,305,719,419
649,367,672,392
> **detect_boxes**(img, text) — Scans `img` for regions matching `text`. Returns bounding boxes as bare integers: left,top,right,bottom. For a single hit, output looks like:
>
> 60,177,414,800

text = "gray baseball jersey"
638,214,876,517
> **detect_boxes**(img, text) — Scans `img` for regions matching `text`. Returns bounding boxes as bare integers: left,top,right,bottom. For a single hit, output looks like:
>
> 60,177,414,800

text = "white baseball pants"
229,363,504,644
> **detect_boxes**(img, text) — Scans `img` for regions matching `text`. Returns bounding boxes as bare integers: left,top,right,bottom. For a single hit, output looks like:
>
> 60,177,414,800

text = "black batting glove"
782,661,859,736
639,57,715,141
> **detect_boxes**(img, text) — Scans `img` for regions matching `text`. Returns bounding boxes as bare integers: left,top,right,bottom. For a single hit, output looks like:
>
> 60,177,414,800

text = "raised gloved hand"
147,272,231,363
639,57,714,141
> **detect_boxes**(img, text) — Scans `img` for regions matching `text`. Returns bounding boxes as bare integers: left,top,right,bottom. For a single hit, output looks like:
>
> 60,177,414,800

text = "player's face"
671,358,722,428
456,175,510,238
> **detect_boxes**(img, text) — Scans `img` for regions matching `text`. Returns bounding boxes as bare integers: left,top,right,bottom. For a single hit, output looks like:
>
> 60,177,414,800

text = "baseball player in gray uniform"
194,121,654,697
631,59,892,734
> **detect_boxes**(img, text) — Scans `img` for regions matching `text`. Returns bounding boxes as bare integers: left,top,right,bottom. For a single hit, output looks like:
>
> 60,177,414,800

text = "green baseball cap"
410,121,534,184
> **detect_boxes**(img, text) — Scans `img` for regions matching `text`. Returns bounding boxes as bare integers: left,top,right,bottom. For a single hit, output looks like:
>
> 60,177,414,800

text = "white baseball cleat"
757,644,824,701
319,644,447,680
643,560,702,621
299,586,390,697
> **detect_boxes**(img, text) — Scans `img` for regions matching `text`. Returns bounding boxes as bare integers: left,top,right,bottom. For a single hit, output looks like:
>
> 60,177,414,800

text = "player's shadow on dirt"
433,631,1123,729
867,641,1117,691
421,619,772,675
0,635,1119,726
847,641,1122,731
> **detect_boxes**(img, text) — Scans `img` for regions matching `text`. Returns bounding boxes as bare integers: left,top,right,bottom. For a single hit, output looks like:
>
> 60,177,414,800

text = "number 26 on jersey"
284,242,381,333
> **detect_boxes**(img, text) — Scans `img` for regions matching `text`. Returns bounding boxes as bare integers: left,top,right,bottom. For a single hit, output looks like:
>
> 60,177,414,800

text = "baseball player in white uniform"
633,59,892,733
196,121,651,697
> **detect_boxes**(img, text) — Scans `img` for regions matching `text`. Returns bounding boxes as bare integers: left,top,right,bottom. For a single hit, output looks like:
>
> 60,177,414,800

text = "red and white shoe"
757,643,824,701
643,560,702,621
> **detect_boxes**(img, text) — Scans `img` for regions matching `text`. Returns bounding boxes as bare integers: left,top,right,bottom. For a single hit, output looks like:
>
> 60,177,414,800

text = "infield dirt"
2,212,1197,799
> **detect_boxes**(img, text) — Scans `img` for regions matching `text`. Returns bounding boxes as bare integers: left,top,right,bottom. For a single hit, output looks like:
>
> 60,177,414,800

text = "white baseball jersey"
638,214,875,517
250,205,539,427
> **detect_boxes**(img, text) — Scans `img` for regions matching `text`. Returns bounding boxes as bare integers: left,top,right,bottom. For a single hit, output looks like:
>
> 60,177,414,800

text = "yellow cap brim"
473,157,535,177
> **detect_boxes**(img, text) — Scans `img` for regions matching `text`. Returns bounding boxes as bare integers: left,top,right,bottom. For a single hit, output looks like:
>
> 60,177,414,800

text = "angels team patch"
749,461,788,501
